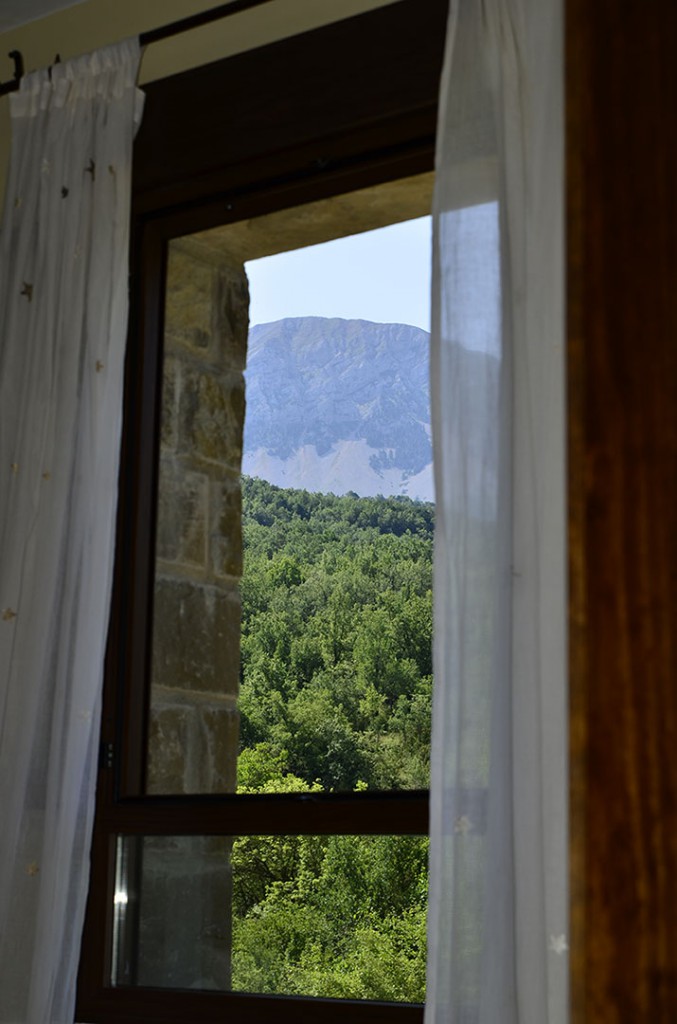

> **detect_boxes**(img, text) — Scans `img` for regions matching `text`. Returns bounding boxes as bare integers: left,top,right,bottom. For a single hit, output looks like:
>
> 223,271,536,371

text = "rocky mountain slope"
242,317,433,500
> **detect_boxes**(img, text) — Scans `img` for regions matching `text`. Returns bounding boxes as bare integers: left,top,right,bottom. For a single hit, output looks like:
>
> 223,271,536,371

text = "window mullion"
99,790,429,836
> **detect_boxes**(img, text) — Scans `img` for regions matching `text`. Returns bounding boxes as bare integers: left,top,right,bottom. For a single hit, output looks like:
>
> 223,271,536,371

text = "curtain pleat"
426,1,567,1021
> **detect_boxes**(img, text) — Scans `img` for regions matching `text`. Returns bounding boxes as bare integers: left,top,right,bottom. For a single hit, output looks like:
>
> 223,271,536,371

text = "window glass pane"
112,833,428,1002
146,177,433,795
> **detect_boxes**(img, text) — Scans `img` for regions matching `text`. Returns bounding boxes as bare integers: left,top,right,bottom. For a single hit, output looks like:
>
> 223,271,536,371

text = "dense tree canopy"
231,479,434,1002
239,476,434,792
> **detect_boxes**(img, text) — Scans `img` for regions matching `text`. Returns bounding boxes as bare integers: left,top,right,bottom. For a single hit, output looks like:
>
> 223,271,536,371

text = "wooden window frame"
76,3,449,1022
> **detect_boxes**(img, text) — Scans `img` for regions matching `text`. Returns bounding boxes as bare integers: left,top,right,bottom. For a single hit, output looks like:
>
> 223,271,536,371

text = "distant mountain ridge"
243,317,433,500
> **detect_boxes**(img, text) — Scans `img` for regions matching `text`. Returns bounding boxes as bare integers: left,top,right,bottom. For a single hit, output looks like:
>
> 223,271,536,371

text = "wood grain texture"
132,0,449,217
567,1,677,1019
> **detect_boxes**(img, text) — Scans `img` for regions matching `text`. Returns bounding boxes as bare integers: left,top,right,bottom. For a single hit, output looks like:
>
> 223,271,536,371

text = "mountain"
242,317,433,500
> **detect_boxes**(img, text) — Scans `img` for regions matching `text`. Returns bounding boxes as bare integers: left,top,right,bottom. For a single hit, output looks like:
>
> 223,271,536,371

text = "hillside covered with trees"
239,476,433,792
231,478,433,1002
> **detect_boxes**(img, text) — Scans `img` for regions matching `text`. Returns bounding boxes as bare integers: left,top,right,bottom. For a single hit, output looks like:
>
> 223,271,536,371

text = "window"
76,3,449,1021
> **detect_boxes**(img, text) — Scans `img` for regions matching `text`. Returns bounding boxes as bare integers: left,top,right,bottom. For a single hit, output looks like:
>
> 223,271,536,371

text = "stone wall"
132,835,234,990
147,237,249,795
128,240,249,991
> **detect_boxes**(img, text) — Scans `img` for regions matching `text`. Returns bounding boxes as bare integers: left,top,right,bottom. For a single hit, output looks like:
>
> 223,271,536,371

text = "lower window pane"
112,834,428,1003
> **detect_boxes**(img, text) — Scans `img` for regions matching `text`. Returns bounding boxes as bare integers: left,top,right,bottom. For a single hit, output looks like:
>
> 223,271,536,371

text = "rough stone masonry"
148,236,249,795
133,238,249,991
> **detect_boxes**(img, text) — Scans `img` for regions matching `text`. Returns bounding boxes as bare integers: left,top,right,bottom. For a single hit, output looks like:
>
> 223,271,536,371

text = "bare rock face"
243,317,434,500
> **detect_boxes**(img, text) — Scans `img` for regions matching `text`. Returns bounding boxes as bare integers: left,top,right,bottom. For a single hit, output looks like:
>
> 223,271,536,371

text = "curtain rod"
0,0,276,98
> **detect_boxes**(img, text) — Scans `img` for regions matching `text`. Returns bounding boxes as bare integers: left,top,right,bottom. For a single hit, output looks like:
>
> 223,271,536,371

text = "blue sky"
245,215,432,332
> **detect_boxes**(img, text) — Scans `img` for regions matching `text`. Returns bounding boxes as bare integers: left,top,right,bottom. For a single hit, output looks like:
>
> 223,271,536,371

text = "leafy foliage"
239,476,433,791
232,478,433,1003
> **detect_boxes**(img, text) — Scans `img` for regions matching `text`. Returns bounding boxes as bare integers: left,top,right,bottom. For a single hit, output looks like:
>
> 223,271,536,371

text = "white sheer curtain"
0,41,143,1024
426,1,567,1022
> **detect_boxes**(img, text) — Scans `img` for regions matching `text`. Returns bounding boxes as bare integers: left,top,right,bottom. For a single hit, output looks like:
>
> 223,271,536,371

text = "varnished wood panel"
567,1,677,1019
133,0,449,217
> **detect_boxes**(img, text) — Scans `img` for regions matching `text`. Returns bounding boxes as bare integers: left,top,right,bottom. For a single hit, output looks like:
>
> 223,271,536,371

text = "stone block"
146,704,190,794
215,269,249,371
211,477,242,578
165,246,214,353
198,705,240,792
152,578,240,696
160,356,179,451
134,834,233,989
147,700,239,795
178,366,245,467
156,459,208,568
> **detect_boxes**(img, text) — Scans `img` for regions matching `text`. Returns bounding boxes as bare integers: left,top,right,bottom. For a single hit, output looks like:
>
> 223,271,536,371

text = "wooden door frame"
567,0,677,1018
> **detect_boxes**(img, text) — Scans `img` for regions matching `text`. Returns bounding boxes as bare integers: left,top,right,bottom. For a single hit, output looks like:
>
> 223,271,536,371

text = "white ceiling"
0,0,88,33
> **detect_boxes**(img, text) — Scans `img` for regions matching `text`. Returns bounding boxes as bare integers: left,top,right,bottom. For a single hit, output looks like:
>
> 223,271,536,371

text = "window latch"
100,741,114,771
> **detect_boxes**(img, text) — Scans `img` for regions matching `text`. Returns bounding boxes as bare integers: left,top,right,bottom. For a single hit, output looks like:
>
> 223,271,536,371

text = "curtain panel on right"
426,1,567,1022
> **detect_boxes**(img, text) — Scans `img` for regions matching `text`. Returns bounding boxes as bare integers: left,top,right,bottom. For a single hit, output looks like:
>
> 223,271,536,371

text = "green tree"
231,478,433,1001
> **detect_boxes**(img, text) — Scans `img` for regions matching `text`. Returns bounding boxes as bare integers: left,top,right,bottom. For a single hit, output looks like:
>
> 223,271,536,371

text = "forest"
231,477,433,1002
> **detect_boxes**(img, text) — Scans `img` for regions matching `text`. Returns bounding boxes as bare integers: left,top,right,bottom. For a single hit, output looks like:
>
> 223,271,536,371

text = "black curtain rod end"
0,50,24,96
8,50,24,81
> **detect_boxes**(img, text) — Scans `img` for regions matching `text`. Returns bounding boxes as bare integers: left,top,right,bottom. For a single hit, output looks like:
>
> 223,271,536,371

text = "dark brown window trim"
131,0,449,217
79,987,425,1024
97,791,430,837
77,3,449,1021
